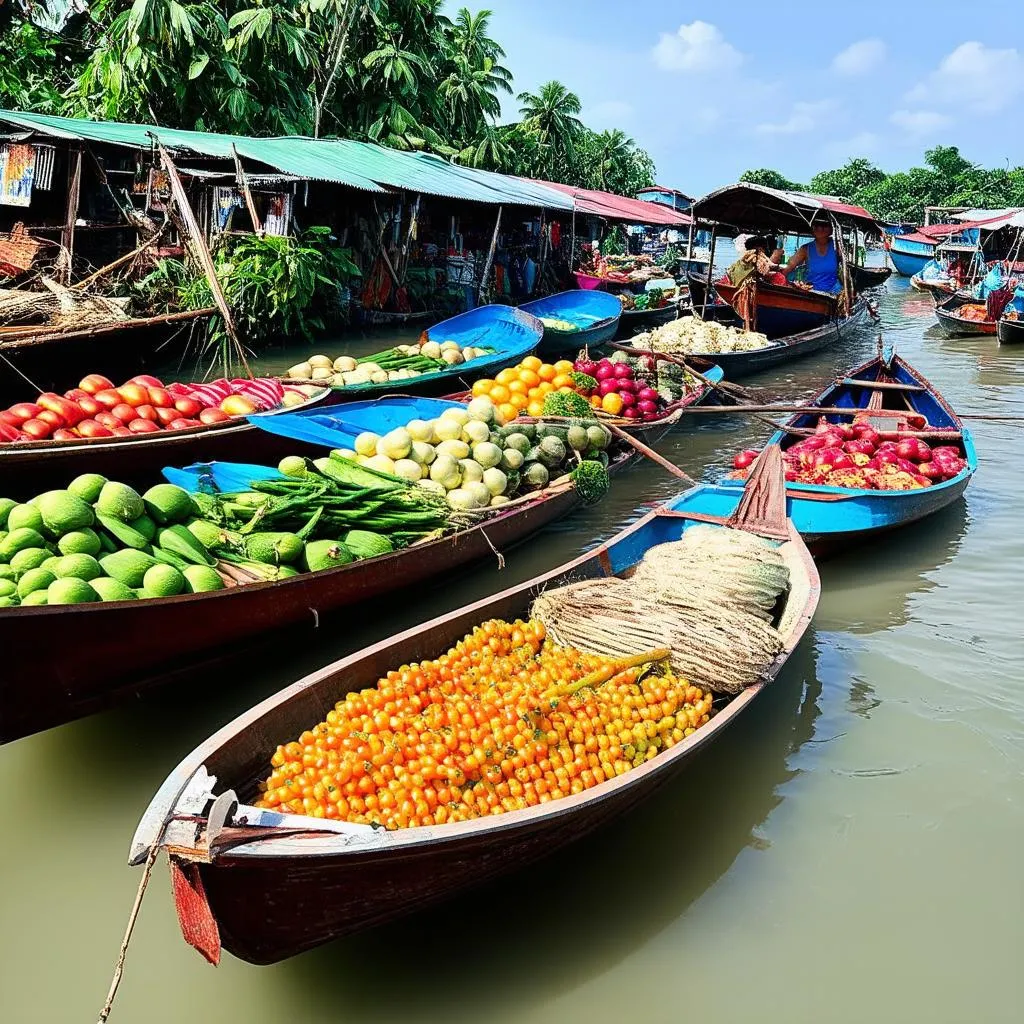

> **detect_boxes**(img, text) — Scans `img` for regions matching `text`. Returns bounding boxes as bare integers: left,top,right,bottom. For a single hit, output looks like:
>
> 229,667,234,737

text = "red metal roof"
916,213,1018,238
524,178,692,227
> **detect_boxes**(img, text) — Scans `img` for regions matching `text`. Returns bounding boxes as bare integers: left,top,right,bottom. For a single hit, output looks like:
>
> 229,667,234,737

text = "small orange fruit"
508,392,528,410
527,399,546,417
498,402,518,423
601,392,624,415
521,355,542,372
472,378,494,397
551,373,573,390
537,363,556,382
553,360,575,375
519,369,540,388
538,380,555,394
495,368,517,386
488,383,510,404
508,379,528,395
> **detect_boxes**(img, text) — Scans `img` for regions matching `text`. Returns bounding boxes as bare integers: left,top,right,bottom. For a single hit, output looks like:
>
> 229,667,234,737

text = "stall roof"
918,210,1024,236
691,182,879,235
0,110,575,209
527,180,692,226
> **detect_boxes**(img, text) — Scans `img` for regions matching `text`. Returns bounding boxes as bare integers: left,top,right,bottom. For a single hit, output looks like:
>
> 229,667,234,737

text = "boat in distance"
129,457,819,965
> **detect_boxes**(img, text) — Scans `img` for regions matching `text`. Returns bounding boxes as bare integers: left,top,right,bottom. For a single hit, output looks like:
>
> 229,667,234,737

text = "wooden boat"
887,234,935,277
0,308,216,405
519,290,621,357
997,314,1024,344
308,305,543,402
850,264,892,292
909,272,956,296
0,397,633,743
128,457,819,965
710,352,976,554
647,299,869,380
712,278,839,338
933,292,997,337
0,388,333,494
615,298,681,336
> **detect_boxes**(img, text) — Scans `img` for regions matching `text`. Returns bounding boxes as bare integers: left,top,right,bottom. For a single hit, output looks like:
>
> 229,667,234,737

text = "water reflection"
275,632,824,1023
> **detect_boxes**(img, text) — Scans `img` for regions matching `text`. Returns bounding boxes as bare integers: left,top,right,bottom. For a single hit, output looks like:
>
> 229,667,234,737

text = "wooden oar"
605,423,696,483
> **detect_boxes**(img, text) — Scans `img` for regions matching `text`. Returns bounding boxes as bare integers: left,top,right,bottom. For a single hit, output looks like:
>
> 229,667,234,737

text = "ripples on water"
2,278,1022,1023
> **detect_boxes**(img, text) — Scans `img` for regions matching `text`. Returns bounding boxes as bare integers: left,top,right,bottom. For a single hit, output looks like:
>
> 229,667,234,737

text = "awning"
526,179,692,226
690,182,880,235
918,211,1023,236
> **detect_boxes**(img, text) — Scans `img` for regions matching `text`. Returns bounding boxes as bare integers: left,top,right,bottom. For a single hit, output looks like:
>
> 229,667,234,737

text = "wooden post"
398,193,421,283
702,224,718,319
231,144,262,235
59,146,82,284
157,142,251,377
477,204,502,304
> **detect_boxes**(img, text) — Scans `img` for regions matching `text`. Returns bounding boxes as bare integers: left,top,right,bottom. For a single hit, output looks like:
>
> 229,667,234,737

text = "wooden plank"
59,147,82,284
840,378,925,392
231,144,263,235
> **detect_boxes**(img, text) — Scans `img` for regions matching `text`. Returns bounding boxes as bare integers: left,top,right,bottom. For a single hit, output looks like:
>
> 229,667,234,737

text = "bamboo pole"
72,227,167,291
157,143,252,378
477,204,502,304
59,147,82,285
605,423,696,483
231,144,263,235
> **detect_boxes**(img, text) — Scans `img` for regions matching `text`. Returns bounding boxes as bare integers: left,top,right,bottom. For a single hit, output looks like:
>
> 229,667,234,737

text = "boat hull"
888,245,933,277
850,265,892,292
707,301,868,378
997,317,1024,344
0,456,633,742
934,295,997,337
130,484,818,965
713,280,835,338
615,302,679,337
519,290,622,359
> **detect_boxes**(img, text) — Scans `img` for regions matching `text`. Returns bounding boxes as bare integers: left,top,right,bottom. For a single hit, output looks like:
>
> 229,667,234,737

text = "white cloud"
890,108,951,136
755,100,834,136
587,100,634,125
832,39,887,76
653,21,743,74
905,41,1024,113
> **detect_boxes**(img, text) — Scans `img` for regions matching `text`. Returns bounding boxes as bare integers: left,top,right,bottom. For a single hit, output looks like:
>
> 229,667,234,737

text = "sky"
474,0,1024,195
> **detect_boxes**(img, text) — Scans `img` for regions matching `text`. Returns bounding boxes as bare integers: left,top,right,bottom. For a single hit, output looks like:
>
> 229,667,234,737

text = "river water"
2,276,1023,1023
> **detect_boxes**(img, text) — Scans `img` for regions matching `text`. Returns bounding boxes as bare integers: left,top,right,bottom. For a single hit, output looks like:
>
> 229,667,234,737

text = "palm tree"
593,128,634,191
449,9,512,89
517,80,582,148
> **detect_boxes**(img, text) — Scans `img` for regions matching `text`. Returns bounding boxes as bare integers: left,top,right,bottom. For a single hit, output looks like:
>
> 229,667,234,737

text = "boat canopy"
690,182,880,236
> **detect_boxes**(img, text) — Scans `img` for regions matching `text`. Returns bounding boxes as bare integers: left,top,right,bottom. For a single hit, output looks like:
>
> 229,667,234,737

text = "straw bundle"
531,526,790,694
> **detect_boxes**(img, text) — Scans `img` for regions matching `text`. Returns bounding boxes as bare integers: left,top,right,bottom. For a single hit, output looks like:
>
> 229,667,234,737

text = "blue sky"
473,0,1024,195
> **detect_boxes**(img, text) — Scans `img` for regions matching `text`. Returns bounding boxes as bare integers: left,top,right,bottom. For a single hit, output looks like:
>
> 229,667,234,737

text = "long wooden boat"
615,299,680,337
0,399,634,743
128,459,819,965
0,308,216,404
649,300,869,380
850,264,892,292
887,234,935,277
0,388,333,494
712,278,838,338
303,305,544,404
710,352,976,554
933,292,997,337
519,290,621,358
997,315,1024,344
683,273,743,325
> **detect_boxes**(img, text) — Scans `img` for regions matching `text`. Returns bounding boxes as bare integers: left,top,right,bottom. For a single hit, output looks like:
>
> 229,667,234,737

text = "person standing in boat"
780,219,844,293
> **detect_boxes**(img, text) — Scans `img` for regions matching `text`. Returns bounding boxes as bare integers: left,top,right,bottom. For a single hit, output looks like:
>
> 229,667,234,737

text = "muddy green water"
3,278,1023,1023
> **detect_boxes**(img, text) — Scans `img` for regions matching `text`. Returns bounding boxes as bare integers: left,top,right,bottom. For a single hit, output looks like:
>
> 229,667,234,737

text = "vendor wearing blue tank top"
781,220,843,293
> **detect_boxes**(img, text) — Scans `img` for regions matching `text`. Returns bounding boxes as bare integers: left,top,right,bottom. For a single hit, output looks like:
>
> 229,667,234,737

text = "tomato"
147,387,173,408
93,389,123,410
199,407,231,424
117,383,149,407
9,402,42,422
155,407,179,425
36,409,65,429
52,428,80,441
20,418,52,439
173,397,202,417
134,404,159,422
128,374,163,389
128,418,160,433
79,374,114,395
77,419,113,438
111,403,138,424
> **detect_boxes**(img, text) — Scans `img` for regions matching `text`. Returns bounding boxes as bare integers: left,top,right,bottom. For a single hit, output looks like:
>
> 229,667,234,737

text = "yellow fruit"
498,402,518,423
537,363,556,382
488,383,510,405
508,392,528,410
495,368,517,386
508,379,528,395
472,378,494,397
551,373,573,390
519,369,541,388
521,355,542,371
553,360,575,375
527,399,546,417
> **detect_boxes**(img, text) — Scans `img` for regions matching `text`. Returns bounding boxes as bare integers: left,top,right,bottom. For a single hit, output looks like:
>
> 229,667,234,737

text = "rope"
95,838,162,1023
479,528,506,570
0,350,44,393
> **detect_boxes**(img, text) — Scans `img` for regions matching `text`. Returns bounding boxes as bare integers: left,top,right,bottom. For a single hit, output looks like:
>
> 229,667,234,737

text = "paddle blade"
170,857,221,966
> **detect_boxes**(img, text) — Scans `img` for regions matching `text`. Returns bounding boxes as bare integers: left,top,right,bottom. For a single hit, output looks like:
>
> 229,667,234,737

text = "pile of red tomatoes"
733,417,968,491
0,373,296,444
572,356,666,421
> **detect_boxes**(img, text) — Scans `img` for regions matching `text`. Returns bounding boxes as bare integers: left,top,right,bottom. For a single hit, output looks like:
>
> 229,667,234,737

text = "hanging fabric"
0,144,36,207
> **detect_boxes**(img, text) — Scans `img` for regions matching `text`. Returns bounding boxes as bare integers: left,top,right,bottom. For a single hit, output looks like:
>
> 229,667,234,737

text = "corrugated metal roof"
531,179,692,226
0,111,575,207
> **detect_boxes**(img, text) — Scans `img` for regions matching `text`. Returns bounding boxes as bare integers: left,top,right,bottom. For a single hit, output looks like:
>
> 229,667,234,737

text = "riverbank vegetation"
741,147,1024,224
0,1,654,196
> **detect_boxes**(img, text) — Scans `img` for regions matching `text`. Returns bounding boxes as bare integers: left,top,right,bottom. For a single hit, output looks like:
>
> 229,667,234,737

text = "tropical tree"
516,80,583,173
739,168,804,191
808,158,886,201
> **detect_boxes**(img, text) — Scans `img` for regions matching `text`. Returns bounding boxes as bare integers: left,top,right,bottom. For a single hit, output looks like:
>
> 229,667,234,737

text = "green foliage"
739,168,805,191
808,158,886,202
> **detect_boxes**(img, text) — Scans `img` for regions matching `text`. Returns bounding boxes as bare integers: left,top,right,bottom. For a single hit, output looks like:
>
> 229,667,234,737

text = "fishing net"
531,525,790,695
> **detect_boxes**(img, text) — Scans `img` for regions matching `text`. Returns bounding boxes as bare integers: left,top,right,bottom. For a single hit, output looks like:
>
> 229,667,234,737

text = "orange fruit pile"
255,618,712,830
471,357,577,421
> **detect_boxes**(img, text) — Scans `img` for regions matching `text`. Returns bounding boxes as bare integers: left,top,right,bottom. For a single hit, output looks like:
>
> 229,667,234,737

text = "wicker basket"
0,223,46,277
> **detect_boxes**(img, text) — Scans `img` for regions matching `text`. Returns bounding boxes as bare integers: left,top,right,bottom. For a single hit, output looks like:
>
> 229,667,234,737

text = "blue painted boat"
712,351,976,554
888,234,935,277
321,305,542,401
520,290,621,357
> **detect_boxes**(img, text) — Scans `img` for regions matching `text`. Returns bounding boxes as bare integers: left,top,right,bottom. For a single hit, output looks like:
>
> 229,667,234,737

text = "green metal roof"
0,111,574,209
